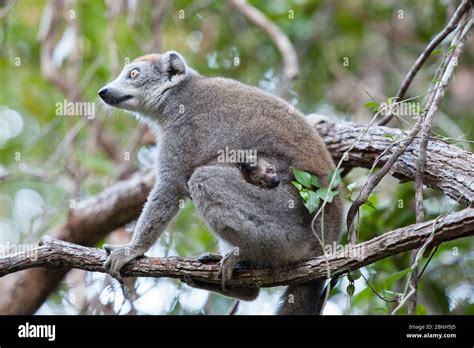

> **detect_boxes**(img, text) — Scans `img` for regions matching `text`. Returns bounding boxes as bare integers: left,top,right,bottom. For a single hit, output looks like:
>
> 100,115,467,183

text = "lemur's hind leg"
187,164,313,302
195,248,243,291
197,252,222,263
192,250,258,300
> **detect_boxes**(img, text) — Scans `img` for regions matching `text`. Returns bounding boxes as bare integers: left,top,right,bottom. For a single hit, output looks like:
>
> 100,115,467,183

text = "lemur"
99,51,343,314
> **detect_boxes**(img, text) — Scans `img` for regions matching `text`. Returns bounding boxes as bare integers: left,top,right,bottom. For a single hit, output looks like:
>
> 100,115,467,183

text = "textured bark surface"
315,121,474,205
0,120,472,314
1,208,472,289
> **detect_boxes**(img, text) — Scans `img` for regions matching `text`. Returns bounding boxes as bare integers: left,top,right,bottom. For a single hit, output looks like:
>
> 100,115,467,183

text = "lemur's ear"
161,51,187,80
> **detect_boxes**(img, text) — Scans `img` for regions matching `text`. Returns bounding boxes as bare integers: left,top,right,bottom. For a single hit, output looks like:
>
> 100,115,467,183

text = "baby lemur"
99,51,343,315
239,155,280,189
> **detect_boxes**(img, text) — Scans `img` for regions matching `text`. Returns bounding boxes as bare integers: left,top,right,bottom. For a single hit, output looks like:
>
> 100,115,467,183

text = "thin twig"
226,300,240,315
346,10,473,245
229,0,299,81
408,14,472,315
378,0,471,126
361,273,398,304
417,246,439,280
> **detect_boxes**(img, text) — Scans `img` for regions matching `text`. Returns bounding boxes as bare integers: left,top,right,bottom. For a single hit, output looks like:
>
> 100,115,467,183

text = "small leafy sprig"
291,168,341,214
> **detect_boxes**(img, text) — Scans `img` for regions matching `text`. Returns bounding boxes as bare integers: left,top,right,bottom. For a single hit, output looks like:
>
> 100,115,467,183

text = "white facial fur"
99,51,188,117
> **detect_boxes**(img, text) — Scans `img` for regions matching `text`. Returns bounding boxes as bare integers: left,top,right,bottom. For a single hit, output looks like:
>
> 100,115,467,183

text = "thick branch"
1,208,472,287
315,120,474,205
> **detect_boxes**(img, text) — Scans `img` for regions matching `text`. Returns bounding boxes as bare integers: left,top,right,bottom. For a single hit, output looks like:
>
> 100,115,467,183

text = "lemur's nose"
98,88,108,98
273,177,280,186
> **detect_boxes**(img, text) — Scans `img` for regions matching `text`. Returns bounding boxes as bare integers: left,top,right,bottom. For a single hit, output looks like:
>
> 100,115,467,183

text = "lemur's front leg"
104,181,182,280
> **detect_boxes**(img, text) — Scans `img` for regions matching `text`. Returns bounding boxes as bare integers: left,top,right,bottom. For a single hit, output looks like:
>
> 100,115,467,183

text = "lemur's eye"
129,69,140,79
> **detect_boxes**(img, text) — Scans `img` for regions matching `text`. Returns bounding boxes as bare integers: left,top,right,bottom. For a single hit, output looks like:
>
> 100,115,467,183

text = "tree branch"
0,170,154,314
229,0,299,81
314,120,474,205
408,14,473,314
378,0,471,126
1,208,472,288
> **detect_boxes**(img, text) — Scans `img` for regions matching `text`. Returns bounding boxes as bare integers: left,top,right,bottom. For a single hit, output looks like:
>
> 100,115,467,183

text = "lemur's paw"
103,244,142,282
182,274,197,287
104,244,124,256
218,247,240,291
198,252,223,263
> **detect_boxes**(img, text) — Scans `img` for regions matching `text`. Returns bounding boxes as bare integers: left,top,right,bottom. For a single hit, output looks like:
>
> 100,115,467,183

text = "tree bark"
1,208,472,288
315,120,473,205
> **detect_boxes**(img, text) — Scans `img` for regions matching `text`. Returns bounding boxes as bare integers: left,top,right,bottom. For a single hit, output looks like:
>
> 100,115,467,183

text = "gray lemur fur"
99,51,343,315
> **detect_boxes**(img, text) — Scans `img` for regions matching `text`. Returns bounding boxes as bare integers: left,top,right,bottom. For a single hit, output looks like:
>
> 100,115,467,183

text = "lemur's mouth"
98,88,133,106
105,94,133,106
112,95,133,105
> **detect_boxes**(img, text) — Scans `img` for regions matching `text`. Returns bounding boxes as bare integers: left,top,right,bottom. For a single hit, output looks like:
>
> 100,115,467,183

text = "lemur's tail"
277,279,326,315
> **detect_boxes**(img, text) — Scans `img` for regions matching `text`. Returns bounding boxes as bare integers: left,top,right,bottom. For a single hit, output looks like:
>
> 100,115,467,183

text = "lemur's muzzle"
98,87,132,105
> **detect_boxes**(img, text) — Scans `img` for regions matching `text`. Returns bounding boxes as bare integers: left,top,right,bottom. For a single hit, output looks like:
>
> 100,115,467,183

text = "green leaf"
293,169,312,189
311,175,321,188
317,188,338,203
352,285,372,306
432,48,442,55
372,307,389,314
328,169,342,189
448,44,457,54
363,194,378,210
346,283,355,297
303,191,320,214
347,182,357,192
364,200,377,210
300,190,309,201
383,289,403,297
291,180,302,191
382,267,414,288
364,101,379,111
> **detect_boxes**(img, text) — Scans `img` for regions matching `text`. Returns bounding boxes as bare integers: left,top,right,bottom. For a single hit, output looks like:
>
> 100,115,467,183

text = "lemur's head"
98,51,188,114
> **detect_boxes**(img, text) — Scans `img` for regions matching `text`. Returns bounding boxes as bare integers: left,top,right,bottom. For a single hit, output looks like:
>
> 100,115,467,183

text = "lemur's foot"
218,247,241,291
197,252,223,263
103,244,143,282
182,274,197,288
